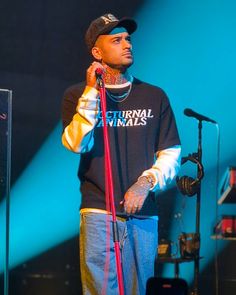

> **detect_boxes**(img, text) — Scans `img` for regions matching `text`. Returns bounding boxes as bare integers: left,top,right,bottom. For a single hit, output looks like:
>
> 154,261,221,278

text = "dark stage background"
1,0,236,294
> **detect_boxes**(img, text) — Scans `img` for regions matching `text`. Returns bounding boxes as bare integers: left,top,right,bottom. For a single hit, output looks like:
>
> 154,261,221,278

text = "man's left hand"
122,176,153,214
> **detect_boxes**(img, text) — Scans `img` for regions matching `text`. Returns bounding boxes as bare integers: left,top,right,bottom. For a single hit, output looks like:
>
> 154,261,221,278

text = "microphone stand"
181,108,216,294
188,119,204,295
97,73,125,295
192,120,202,295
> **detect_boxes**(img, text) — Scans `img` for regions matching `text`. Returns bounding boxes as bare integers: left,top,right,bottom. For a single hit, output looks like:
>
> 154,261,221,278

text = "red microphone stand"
96,69,124,295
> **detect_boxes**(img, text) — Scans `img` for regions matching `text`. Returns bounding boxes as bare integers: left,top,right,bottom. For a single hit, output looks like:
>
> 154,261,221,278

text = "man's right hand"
86,61,105,90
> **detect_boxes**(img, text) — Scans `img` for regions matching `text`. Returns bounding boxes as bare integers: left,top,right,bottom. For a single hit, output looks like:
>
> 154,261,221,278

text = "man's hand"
86,61,105,90
122,176,153,214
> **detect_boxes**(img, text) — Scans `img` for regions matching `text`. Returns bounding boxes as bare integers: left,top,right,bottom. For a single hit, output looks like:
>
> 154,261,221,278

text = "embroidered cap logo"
101,14,118,25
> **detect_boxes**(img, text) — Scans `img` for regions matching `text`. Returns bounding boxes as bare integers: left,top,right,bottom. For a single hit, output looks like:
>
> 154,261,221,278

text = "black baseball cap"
85,13,137,52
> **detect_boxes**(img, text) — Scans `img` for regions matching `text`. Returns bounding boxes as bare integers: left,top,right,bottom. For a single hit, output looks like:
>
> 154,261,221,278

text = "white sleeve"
140,145,181,191
62,86,100,153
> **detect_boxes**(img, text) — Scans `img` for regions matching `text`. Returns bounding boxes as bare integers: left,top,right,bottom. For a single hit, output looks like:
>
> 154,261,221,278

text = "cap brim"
117,17,137,34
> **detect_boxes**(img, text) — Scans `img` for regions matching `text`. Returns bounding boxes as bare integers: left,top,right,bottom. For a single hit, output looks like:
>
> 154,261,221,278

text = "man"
61,13,181,295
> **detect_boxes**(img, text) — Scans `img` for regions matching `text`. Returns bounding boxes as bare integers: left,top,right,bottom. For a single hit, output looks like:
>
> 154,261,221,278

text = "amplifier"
214,215,236,237
218,167,236,204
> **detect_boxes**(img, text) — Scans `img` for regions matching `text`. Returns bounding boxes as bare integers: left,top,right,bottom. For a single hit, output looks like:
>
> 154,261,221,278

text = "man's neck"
103,66,131,85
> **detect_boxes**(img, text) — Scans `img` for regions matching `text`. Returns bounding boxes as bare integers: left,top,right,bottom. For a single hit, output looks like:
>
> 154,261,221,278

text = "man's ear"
91,47,102,61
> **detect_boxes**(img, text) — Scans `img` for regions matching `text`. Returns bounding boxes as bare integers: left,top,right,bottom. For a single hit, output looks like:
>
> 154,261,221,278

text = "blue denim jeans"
80,212,158,295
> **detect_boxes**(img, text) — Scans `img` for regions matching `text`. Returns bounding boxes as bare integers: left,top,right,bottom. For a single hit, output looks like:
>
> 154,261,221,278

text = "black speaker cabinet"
146,277,188,295
0,88,12,295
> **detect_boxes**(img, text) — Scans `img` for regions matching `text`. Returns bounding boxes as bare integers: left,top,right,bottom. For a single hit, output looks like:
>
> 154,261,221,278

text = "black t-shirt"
62,78,180,216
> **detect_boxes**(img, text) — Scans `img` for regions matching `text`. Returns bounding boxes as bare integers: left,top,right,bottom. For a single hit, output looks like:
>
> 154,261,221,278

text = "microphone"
184,108,217,124
95,68,105,88
95,68,104,78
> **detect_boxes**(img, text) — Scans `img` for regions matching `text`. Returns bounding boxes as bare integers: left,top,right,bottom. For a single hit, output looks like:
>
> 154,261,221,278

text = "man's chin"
123,58,134,68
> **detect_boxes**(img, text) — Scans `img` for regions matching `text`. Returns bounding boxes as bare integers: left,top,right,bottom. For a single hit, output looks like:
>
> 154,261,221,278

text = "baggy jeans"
80,212,158,295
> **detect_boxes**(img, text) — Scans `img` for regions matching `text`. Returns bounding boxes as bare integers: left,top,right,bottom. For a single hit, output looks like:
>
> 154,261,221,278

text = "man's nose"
123,40,132,49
